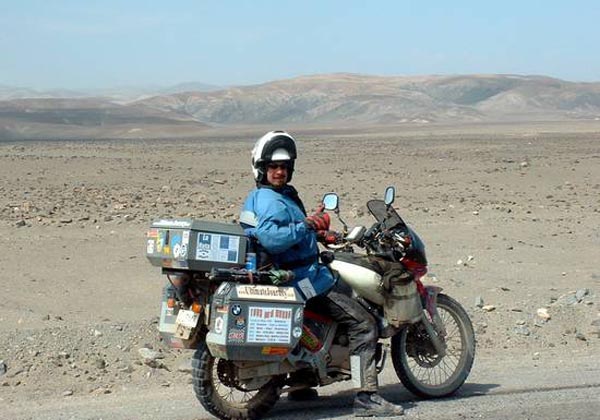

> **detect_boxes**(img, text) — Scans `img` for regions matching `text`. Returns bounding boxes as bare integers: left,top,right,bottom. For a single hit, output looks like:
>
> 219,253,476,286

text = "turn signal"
191,302,202,314
167,297,176,309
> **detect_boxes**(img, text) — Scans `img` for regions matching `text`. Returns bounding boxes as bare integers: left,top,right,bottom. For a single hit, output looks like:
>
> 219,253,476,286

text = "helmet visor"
266,162,290,171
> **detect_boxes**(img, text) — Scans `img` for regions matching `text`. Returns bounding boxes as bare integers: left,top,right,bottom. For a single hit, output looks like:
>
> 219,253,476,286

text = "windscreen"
366,200,406,230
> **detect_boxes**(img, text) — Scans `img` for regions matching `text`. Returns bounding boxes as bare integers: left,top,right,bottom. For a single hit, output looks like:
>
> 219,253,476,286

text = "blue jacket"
239,185,335,299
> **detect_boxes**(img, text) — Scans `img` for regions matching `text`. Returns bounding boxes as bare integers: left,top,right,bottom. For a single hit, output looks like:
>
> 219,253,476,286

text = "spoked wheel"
191,343,282,420
391,293,475,398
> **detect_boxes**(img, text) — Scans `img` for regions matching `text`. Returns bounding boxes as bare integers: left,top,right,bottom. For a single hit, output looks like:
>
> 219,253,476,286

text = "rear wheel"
191,343,282,420
391,293,475,398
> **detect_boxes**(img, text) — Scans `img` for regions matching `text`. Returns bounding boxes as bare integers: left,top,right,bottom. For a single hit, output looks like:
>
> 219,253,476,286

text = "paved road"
4,355,599,420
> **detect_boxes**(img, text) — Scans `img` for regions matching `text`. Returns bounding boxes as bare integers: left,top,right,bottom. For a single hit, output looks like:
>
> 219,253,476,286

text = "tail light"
167,297,176,309
191,302,202,314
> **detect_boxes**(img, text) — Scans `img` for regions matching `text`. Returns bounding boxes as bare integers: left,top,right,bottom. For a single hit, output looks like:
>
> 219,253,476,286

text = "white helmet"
251,131,297,184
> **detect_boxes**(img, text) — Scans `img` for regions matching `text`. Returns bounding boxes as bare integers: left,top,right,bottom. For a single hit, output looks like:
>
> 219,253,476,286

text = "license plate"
175,309,199,329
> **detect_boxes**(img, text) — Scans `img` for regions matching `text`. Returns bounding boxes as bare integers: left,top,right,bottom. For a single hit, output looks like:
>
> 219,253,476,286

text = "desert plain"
0,121,598,419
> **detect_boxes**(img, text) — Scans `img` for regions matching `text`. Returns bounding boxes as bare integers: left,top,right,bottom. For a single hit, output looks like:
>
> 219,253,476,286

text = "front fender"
421,285,447,340
423,285,443,319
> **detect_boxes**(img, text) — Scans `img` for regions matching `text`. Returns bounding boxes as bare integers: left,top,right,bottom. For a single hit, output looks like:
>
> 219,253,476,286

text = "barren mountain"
138,73,600,125
0,82,222,102
2,74,600,140
0,98,207,141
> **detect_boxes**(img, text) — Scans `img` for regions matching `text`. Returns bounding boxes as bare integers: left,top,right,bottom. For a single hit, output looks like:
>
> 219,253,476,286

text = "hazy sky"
2,0,599,89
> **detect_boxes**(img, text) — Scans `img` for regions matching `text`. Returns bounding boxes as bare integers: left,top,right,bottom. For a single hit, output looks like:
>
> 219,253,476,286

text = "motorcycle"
145,186,475,420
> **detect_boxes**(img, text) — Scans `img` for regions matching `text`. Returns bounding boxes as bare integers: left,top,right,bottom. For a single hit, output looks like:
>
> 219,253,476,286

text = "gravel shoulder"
2,353,598,420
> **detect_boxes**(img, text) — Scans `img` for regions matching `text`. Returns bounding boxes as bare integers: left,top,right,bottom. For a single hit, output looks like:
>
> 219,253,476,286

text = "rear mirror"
384,186,395,206
322,193,339,211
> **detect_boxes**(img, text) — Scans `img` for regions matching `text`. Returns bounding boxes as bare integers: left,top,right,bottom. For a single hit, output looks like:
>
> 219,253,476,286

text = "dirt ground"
0,122,598,413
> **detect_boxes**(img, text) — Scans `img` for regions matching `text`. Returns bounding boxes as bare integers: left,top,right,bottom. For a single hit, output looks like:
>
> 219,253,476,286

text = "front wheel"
191,343,282,420
391,293,475,398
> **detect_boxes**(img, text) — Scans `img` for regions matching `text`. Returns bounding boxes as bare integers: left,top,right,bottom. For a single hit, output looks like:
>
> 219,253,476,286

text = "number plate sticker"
175,310,199,329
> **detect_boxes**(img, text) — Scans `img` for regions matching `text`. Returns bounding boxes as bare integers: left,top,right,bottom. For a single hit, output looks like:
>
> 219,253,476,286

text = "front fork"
416,281,447,357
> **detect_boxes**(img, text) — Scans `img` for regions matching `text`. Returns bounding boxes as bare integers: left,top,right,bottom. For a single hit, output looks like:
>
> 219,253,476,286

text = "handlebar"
324,222,408,261
319,189,415,265
363,222,380,241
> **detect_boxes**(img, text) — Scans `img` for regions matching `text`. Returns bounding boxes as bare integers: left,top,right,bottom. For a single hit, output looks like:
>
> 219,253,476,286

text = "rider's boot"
349,351,404,417
353,391,405,417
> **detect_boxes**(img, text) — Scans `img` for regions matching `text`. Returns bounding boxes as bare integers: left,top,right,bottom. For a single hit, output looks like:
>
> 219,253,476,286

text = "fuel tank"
329,253,384,305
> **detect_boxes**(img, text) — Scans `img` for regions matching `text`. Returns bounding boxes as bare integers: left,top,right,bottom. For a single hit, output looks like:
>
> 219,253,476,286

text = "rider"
239,131,405,417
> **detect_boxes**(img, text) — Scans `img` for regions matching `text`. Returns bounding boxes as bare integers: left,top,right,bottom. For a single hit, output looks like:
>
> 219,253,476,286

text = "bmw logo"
231,304,242,316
